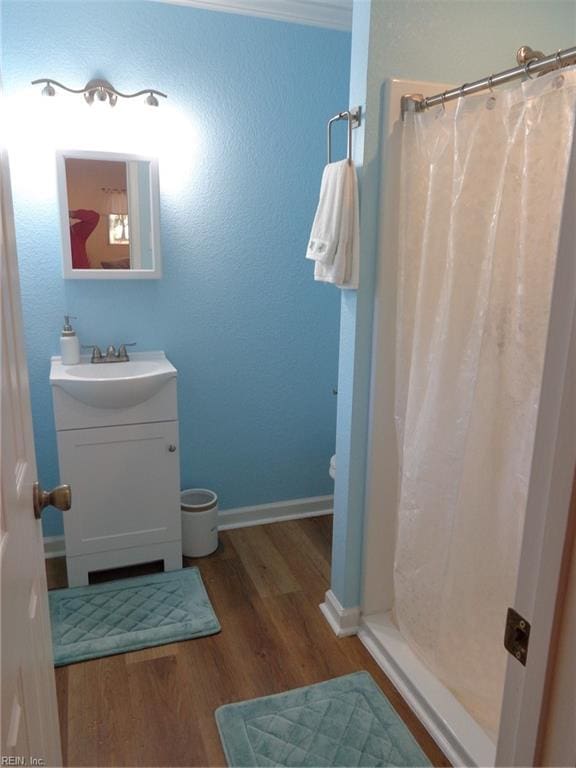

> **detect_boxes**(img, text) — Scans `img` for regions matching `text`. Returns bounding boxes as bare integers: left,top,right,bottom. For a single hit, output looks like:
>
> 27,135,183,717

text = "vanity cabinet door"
58,420,181,557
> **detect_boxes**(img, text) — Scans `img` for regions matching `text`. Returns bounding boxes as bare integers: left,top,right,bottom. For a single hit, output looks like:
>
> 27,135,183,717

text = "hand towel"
306,160,348,265
312,162,359,290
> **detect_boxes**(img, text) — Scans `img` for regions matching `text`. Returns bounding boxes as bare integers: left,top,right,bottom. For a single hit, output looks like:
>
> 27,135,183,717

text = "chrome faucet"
82,343,136,363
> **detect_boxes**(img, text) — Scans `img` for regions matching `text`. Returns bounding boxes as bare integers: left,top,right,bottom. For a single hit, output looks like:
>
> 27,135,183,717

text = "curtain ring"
556,50,563,70
553,51,566,90
440,91,447,111
524,60,536,80
486,75,497,109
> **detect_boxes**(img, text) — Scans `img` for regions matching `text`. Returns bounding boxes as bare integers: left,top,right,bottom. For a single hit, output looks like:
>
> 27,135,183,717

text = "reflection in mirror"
57,151,161,279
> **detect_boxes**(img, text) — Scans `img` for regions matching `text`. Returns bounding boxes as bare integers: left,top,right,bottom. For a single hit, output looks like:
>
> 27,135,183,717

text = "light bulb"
146,92,159,107
41,82,56,97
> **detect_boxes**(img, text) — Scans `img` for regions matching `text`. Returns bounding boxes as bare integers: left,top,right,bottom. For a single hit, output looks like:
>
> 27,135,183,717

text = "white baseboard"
44,494,333,558
319,589,360,637
43,535,66,559
217,494,333,531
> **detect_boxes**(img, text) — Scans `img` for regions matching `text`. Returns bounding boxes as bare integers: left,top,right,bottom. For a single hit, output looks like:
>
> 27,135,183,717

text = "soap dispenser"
60,315,80,365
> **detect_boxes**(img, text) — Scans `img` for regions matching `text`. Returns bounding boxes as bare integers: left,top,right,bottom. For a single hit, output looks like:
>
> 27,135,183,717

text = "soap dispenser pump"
60,315,80,365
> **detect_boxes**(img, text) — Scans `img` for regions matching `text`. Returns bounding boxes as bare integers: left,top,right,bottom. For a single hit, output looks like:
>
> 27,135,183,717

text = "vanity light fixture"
31,78,167,107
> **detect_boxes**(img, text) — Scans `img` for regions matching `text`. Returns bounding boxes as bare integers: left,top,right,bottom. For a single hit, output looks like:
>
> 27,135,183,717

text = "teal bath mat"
49,567,220,666
216,672,431,767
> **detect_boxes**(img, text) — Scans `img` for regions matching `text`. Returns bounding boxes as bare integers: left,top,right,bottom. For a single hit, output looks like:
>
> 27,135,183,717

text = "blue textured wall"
2,0,351,537
332,0,576,609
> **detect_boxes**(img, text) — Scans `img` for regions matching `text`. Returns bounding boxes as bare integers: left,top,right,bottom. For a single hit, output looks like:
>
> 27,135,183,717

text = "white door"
1,145,63,764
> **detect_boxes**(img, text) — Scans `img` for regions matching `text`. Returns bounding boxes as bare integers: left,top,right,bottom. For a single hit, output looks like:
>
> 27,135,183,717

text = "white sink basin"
50,351,177,409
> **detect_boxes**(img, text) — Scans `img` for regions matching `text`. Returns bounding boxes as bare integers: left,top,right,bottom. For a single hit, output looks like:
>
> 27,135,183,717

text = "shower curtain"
394,68,576,737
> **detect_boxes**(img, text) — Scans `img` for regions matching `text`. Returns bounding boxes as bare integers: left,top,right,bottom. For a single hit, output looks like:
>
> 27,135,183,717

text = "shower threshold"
358,612,496,767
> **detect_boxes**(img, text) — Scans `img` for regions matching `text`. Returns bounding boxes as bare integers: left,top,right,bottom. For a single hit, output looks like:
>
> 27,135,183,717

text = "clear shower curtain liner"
394,66,576,737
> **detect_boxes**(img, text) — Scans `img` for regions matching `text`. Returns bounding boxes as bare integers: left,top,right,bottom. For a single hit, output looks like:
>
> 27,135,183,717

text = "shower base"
358,612,496,767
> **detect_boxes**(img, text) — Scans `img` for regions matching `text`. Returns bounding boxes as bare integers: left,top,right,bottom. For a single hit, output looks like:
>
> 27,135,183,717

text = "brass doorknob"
33,482,71,520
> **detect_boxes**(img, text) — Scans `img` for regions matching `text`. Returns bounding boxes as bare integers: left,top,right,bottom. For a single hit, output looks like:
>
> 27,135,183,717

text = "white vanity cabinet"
50,352,182,586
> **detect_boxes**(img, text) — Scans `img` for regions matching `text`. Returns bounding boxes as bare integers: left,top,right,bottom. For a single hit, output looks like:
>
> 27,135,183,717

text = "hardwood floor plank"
54,667,68,766
187,560,303,698
260,589,356,682
193,554,260,615
302,514,334,558
46,557,68,590
264,519,331,600
65,656,135,767
124,642,180,665
228,525,300,598
126,654,209,766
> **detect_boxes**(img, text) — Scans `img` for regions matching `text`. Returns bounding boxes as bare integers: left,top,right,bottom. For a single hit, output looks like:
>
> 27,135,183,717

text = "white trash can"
181,488,219,557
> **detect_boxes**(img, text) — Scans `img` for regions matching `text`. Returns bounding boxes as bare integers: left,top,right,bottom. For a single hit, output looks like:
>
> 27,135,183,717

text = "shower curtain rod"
401,44,576,118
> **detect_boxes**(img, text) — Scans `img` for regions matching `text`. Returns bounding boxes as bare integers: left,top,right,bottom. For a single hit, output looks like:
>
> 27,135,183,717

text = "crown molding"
151,0,352,31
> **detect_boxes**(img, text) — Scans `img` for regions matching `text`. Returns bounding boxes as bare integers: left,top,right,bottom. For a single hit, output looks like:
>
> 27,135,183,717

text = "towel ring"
327,107,361,165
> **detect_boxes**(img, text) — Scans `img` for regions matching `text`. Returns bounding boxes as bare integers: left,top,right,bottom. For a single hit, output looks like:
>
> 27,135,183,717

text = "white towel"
306,160,348,265
312,162,359,290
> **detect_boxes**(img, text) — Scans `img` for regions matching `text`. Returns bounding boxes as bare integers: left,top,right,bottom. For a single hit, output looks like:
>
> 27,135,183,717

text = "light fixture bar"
31,78,167,107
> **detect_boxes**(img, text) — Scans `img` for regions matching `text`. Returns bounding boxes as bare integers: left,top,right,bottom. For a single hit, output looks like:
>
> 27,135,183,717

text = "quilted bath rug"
216,672,431,767
49,567,220,666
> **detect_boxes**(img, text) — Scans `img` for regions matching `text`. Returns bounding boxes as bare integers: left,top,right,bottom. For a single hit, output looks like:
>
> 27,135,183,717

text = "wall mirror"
56,150,161,279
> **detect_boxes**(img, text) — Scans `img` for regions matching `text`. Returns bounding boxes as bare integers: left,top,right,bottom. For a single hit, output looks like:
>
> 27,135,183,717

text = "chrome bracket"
400,93,425,121
348,106,361,129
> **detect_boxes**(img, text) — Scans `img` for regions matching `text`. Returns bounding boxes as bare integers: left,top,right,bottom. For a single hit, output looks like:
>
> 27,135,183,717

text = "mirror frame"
56,149,162,279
